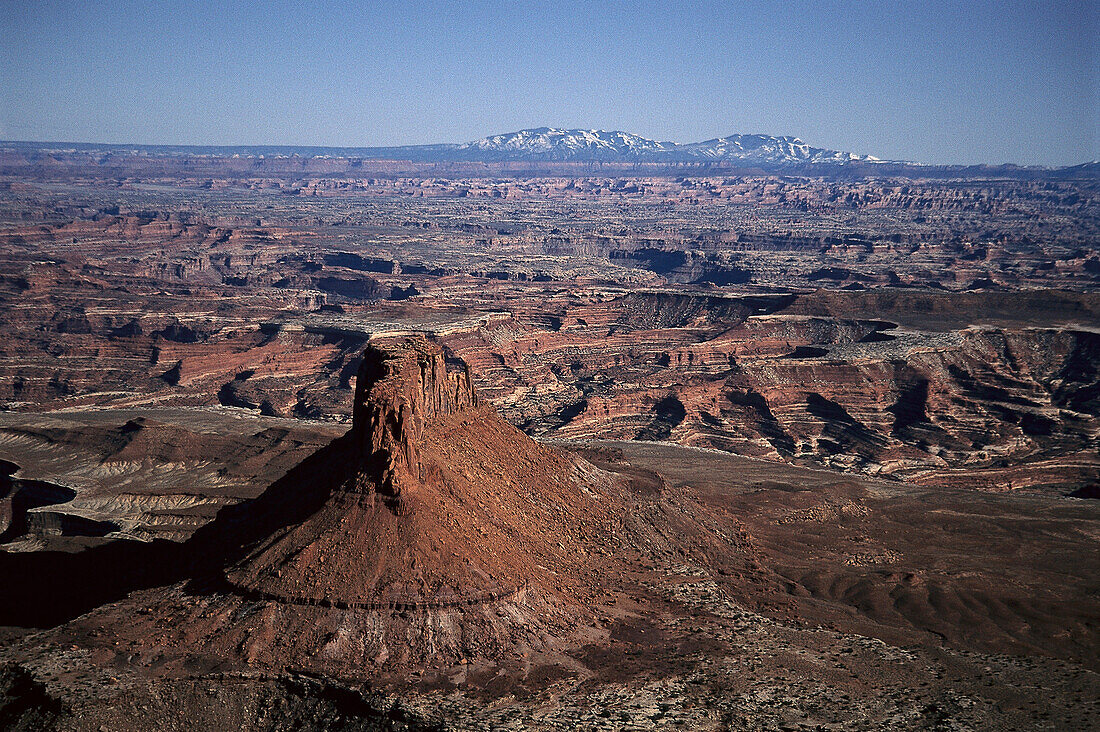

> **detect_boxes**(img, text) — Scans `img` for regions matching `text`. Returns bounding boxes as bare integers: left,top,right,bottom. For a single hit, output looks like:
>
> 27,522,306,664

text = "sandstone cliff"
350,339,476,513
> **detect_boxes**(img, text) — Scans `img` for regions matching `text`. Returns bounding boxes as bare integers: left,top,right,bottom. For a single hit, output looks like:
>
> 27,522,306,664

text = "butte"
53,336,658,678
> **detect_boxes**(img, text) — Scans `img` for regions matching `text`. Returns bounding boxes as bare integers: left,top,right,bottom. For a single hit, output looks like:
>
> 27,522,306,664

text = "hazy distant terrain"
5,130,1098,178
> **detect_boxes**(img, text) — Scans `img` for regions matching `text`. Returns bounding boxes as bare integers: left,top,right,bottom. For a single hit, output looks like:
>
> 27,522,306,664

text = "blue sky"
1,0,1097,165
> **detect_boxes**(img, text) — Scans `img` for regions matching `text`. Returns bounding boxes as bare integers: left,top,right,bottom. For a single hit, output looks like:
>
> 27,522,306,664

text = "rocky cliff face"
350,339,477,513
441,292,1099,492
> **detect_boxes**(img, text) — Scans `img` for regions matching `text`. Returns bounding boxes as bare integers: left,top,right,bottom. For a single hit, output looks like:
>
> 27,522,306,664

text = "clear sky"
1,0,1097,165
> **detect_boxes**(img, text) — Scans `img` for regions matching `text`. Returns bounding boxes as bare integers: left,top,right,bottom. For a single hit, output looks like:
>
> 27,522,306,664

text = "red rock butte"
222,335,617,610
350,338,478,514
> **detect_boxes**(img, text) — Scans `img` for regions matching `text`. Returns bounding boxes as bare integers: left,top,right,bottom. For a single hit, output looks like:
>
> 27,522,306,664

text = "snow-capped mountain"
457,127,674,161
448,128,884,166
678,134,881,165
77,128,890,169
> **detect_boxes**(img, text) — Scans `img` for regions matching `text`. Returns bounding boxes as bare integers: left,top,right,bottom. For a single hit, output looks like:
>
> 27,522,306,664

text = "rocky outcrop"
350,339,476,513
0,664,62,732
152,334,652,672
21,335,733,678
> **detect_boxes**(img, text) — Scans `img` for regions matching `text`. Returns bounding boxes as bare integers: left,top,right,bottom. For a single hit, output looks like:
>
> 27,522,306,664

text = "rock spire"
350,338,477,514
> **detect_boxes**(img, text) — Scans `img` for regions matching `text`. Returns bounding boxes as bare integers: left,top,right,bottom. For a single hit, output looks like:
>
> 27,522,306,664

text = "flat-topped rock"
221,336,613,609
350,337,477,513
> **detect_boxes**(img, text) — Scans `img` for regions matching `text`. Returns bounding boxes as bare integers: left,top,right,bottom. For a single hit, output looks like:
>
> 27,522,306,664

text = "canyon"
0,146,1096,729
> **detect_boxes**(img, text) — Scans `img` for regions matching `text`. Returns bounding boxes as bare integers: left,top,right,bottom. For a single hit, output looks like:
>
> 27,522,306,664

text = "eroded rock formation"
2,339,1098,730
58,336,666,674
221,336,588,611
349,339,477,513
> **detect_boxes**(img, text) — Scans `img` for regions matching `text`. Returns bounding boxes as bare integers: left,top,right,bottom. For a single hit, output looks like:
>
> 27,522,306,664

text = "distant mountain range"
1,128,885,167
364,127,888,167
454,128,883,165
4,130,1097,177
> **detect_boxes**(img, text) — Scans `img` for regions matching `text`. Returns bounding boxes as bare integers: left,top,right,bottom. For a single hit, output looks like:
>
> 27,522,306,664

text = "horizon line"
1,137,1094,170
